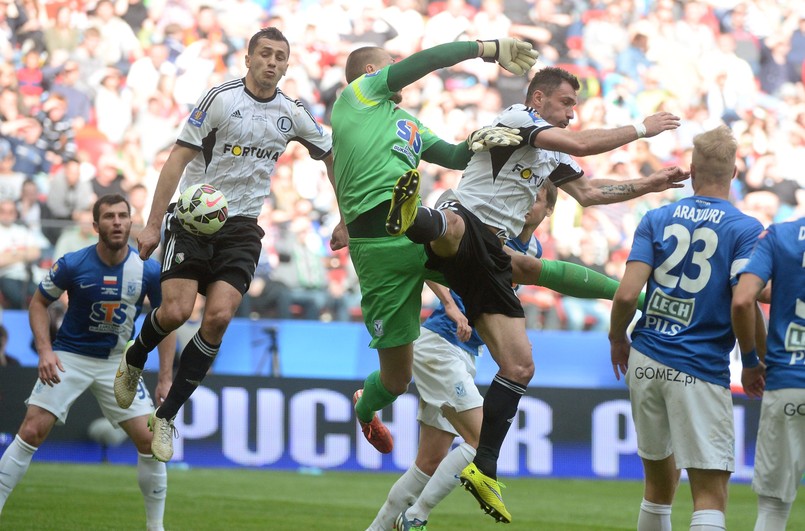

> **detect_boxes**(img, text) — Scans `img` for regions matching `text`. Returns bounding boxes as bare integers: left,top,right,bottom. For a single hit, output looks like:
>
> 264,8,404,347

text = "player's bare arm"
138,144,199,259
560,166,688,207
426,280,472,342
731,272,768,398
533,111,681,157
608,261,651,380
28,290,65,386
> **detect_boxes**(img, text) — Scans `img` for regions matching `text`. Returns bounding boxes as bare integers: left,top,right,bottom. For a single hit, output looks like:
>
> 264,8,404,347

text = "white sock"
137,453,167,531
754,495,792,531
366,464,430,531
690,509,725,530
637,498,672,531
0,435,37,514
407,442,475,523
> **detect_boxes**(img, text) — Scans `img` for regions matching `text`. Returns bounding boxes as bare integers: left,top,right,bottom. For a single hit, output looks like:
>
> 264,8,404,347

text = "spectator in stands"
49,60,92,130
0,198,45,309
36,93,76,165
271,216,330,321
91,154,130,200
43,5,81,57
0,324,20,367
53,207,97,259
8,118,51,179
46,156,93,226
70,26,106,96
16,177,55,246
93,67,134,145
88,0,143,70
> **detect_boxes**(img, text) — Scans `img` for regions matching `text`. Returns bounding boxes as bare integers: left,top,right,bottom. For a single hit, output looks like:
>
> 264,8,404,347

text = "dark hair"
248,27,290,55
92,194,130,223
526,67,580,102
345,46,384,83
543,180,558,210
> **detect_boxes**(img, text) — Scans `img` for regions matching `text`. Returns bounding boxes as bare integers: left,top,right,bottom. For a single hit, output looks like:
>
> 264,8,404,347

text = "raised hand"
478,38,539,76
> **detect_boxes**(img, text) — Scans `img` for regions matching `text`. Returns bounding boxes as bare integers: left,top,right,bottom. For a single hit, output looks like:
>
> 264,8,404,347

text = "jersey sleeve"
739,226,775,284
177,85,229,150
289,101,333,160
38,256,70,301
547,152,584,186
729,218,764,286
628,213,656,266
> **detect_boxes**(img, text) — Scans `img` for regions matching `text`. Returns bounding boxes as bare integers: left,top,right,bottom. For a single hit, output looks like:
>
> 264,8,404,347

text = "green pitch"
0,463,800,530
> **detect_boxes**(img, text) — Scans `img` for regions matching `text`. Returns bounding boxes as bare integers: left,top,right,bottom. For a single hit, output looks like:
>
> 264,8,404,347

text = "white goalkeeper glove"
467,126,522,153
478,38,539,76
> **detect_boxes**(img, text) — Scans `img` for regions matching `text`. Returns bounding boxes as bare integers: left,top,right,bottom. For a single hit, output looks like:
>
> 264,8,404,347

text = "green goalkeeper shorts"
350,235,444,350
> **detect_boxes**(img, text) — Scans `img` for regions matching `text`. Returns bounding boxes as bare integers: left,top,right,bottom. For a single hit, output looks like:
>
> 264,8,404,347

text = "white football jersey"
452,104,583,238
177,79,332,218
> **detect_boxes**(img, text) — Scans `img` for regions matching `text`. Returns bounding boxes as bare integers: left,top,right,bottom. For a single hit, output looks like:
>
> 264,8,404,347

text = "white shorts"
626,348,734,471
26,351,155,427
412,328,483,436
752,388,805,503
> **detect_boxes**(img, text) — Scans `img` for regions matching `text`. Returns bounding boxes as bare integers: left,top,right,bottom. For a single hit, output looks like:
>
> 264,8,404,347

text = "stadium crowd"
0,0,803,329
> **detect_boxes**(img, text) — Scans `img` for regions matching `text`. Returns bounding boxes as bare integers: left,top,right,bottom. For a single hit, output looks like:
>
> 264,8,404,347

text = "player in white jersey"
0,195,175,531
610,126,765,531
732,216,805,531
114,27,336,462
397,66,687,522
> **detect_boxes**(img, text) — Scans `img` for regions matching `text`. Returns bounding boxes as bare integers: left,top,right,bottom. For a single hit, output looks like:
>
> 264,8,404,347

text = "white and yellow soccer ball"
175,183,229,236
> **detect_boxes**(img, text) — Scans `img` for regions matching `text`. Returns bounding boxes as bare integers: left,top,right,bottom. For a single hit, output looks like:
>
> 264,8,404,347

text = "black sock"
406,206,446,244
474,374,526,478
127,309,170,369
157,332,219,419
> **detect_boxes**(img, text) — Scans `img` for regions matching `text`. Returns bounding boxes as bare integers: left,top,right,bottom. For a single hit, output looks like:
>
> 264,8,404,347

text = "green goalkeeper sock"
355,370,397,423
538,259,646,309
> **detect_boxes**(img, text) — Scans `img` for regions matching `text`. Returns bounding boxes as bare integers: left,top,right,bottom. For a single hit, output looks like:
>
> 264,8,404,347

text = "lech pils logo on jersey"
188,108,207,127
645,288,694,327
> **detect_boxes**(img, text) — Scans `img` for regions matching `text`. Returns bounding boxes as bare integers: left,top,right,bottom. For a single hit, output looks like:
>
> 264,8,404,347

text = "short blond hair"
691,125,737,182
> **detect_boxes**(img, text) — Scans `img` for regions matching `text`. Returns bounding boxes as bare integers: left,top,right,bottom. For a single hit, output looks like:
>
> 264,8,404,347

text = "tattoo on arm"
600,183,637,196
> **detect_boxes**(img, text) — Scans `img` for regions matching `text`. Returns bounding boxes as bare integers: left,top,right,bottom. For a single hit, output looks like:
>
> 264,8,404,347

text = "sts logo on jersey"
89,301,128,333
392,119,423,166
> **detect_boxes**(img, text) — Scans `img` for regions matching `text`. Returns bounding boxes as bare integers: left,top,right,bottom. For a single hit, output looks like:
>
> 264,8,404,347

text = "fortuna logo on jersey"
392,119,422,166
223,143,280,160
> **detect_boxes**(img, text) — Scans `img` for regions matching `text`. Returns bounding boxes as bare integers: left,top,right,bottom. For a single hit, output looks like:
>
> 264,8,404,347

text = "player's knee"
17,422,47,448
502,357,534,384
384,378,410,397
157,303,194,329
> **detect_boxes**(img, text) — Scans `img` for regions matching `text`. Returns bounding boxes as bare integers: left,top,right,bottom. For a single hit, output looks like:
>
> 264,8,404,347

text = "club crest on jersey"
127,282,137,296
373,319,384,337
188,107,207,127
455,382,466,397
277,116,292,132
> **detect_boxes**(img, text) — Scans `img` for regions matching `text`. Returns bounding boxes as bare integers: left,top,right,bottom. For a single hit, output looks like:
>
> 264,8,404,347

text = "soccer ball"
175,183,228,236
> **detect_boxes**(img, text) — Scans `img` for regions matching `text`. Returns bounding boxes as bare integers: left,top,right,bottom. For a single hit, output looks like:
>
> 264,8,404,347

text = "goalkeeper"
330,38,537,457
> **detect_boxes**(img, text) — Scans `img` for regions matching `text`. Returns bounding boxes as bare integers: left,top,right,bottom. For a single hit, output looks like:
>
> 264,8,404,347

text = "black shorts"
161,209,264,296
424,202,523,322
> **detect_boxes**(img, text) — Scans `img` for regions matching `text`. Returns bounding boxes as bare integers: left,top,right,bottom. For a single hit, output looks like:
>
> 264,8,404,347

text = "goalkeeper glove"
478,38,539,76
467,126,522,152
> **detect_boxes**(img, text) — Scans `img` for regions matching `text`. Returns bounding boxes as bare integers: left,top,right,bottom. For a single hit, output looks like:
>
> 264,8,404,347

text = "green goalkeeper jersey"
331,42,479,225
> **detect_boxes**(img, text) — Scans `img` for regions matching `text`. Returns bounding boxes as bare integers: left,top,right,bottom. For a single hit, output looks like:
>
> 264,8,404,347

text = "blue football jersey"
38,245,163,359
629,196,763,387
422,235,543,355
740,217,805,390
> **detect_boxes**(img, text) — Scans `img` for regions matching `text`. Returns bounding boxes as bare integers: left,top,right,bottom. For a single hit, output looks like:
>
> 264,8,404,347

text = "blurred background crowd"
0,0,802,331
